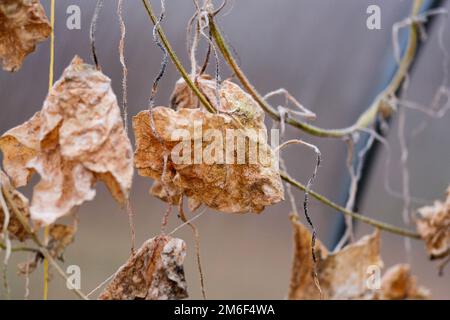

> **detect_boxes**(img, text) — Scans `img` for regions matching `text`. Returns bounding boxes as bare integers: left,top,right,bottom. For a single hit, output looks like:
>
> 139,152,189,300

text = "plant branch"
0,186,89,300
208,0,424,138
142,0,216,113
281,172,421,239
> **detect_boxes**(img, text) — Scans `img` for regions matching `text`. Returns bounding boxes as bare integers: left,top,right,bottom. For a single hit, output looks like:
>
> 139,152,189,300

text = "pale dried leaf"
416,186,450,260
134,77,283,214
0,0,51,72
171,75,266,126
0,169,30,241
288,219,382,300
99,235,188,300
0,56,134,225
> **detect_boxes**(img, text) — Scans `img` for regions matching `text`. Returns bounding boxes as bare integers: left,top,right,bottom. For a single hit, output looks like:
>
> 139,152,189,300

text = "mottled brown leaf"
376,264,430,300
0,0,51,72
99,235,188,300
416,186,450,260
288,219,382,300
134,77,283,214
0,56,134,225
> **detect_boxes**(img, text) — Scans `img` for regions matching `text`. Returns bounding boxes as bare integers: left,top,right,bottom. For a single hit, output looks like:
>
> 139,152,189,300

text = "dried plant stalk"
0,56,134,225
416,186,450,260
0,0,51,72
134,76,284,214
99,235,188,300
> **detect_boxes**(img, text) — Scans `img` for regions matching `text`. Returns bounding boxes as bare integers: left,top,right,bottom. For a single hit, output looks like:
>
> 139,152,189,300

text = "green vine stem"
281,172,421,239
0,186,89,300
208,0,423,138
142,0,216,113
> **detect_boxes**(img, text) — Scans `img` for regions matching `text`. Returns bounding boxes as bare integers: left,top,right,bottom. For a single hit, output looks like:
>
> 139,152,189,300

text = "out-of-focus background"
1,0,449,299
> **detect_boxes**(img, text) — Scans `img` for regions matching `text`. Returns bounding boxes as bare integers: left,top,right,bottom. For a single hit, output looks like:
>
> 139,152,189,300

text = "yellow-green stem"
281,172,421,239
142,0,216,113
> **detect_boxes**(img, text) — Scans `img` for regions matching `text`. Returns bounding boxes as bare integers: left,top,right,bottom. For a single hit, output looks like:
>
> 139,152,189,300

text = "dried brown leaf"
0,0,51,72
0,56,134,225
416,186,450,260
99,235,188,300
376,264,430,300
134,77,283,214
289,220,430,300
48,223,76,259
288,219,382,300
0,169,30,241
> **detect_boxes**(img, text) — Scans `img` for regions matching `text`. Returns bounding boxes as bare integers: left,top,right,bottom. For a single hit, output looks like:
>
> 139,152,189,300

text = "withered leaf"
288,219,382,300
0,0,51,72
416,186,450,260
99,235,188,300
288,217,329,300
48,223,76,260
16,222,75,276
0,169,30,241
17,254,40,275
134,77,284,214
0,56,134,225
288,220,430,300
375,264,430,300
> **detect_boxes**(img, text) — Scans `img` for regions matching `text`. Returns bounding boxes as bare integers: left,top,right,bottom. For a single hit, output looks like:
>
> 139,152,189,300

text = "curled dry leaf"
99,235,188,300
0,169,30,241
374,264,430,300
48,223,76,260
0,0,51,71
134,76,284,214
288,219,429,300
288,218,382,300
0,56,134,225
416,186,450,260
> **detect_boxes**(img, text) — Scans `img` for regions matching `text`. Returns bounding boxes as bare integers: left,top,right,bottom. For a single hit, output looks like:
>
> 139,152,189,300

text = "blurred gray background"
1,0,449,299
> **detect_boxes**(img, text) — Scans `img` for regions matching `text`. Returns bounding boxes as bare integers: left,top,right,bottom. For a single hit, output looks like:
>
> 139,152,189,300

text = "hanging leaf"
99,235,188,300
288,219,382,300
374,264,430,300
134,77,284,214
15,222,76,276
47,223,76,260
288,219,430,300
0,169,30,241
0,56,134,225
0,0,51,72
416,186,450,260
